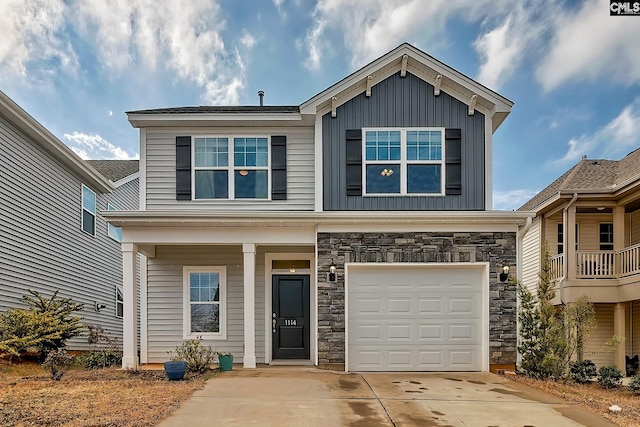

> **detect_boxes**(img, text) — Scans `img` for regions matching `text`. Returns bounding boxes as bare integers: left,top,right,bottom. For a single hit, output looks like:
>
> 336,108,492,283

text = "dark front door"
272,275,310,359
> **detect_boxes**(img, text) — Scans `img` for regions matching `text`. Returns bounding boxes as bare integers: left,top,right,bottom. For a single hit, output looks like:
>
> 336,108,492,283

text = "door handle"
272,313,277,333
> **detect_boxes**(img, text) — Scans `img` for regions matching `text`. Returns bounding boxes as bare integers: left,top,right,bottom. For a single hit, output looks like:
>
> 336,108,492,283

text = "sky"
1,0,640,211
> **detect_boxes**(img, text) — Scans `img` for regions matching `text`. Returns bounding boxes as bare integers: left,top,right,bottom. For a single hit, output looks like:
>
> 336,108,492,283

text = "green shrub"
597,365,623,389
570,360,597,383
42,348,74,380
629,374,640,394
0,290,84,360
171,337,215,373
78,350,122,369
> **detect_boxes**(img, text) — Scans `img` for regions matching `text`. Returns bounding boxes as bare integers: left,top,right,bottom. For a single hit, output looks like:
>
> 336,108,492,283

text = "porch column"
565,205,577,280
243,243,257,368
613,205,625,276
614,303,626,372
122,243,138,369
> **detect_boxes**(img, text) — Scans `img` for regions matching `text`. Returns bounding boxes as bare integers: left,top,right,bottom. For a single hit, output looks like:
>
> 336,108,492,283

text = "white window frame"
115,285,123,318
362,127,445,196
183,266,227,340
107,203,122,242
81,184,96,236
192,136,271,201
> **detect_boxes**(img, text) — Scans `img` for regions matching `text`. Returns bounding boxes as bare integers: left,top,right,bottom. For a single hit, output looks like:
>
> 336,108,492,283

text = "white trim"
122,243,138,369
115,285,123,318
317,223,520,233
264,252,316,365
113,172,139,188
139,129,146,210
243,244,256,368
128,112,303,127
191,135,271,201
81,184,96,237
182,266,227,340
314,114,323,212
344,262,490,372
362,127,445,197
140,255,148,364
484,113,493,209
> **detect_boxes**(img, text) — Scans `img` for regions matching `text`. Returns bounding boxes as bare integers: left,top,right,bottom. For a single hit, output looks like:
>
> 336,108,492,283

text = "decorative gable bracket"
468,94,478,115
400,54,408,77
434,75,442,96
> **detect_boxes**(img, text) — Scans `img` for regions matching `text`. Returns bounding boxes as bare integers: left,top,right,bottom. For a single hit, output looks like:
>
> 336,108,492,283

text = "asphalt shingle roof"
127,106,300,114
87,160,139,182
518,148,640,211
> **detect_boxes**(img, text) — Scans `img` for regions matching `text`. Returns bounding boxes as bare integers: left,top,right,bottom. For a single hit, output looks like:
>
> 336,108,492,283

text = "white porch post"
566,205,577,280
614,303,626,373
613,205,625,276
122,243,138,369
243,243,257,368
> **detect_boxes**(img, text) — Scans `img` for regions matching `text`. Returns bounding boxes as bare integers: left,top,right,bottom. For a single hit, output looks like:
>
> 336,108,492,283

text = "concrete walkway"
157,367,617,427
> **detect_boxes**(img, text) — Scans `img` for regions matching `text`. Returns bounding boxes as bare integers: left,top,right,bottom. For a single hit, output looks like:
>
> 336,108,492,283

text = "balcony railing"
548,244,640,281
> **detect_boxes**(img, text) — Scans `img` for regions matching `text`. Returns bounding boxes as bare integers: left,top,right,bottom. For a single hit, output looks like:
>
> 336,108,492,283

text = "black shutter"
271,136,287,200
176,136,192,200
445,128,462,195
346,129,362,196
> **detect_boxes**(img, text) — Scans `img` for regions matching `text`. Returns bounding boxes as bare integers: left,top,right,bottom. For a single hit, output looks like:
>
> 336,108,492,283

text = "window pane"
366,164,400,194
195,170,228,199
407,130,442,160
108,224,122,241
235,170,268,198
190,272,220,302
365,131,401,161
191,304,220,333
195,138,228,167
234,137,268,167
407,164,441,193
82,186,96,213
82,210,95,235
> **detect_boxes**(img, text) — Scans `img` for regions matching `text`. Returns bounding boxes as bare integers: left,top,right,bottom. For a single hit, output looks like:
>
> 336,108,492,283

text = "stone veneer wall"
316,232,517,367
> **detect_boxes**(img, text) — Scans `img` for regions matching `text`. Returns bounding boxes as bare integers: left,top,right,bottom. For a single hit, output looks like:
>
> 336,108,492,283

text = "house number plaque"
284,319,297,326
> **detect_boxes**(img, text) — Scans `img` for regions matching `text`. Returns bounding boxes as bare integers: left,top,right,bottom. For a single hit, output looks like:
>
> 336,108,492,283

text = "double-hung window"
363,128,444,195
599,223,614,251
107,203,122,241
115,285,123,318
183,267,226,339
193,137,269,199
81,185,96,236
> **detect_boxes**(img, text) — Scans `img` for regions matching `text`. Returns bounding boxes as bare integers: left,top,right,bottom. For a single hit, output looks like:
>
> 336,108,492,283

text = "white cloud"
537,0,640,91
302,0,513,71
273,0,286,18
555,98,640,165
493,189,540,211
64,132,137,160
240,32,257,50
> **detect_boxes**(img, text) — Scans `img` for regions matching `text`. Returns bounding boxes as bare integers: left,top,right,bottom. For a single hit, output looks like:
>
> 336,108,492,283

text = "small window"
115,285,123,318
183,267,226,339
363,128,444,195
557,223,579,253
82,185,96,236
600,223,614,250
107,204,122,242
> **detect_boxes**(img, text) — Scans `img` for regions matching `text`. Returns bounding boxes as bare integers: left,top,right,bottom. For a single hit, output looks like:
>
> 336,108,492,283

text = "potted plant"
217,351,233,371
164,354,187,380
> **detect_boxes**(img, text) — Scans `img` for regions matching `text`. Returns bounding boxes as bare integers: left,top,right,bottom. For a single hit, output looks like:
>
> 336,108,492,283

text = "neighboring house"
0,90,139,350
520,151,640,373
106,43,532,372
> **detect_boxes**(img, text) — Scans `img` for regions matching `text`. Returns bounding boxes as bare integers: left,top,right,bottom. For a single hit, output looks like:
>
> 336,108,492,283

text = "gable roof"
0,90,113,193
87,160,139,182
127,106,299,114
519,148,640,211
299,43,513,132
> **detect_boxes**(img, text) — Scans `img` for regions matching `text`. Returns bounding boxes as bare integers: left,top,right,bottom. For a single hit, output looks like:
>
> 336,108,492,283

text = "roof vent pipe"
258,90,264,106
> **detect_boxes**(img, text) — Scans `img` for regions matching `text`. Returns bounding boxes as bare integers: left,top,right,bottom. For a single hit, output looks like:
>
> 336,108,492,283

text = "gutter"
560,192,578,304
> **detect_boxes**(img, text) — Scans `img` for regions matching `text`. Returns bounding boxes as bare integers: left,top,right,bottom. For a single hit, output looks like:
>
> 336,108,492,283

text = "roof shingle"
87,160,139,182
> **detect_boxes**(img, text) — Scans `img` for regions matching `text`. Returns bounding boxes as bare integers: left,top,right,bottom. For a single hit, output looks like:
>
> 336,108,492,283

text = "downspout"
560,192,578,304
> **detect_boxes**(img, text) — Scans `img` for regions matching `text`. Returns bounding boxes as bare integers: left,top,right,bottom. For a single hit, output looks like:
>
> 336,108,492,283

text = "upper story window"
81,185,96,236
557,223,579,254
599,223,614,250
193,137,269,200
363,128,444,195
107,203,122,242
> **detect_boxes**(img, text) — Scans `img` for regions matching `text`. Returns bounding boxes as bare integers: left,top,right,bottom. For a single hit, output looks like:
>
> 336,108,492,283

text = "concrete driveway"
157,367,616,427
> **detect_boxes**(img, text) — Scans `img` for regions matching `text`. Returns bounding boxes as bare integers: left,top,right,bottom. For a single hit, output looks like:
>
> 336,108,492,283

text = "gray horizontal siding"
145,127,315,211
146,245,314,363
323,72,486,211
0,115,139,350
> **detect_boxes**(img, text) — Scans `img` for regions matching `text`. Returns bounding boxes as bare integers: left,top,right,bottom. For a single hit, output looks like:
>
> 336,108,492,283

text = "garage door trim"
345,262,490,372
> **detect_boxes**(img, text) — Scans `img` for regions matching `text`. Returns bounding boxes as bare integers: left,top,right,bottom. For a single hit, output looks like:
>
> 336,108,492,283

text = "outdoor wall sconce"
328,260,337,283
94,302,106,312
500,266,510,282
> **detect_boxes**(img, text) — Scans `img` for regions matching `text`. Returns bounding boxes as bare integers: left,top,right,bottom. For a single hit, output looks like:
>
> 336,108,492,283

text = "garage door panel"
348,266,485,371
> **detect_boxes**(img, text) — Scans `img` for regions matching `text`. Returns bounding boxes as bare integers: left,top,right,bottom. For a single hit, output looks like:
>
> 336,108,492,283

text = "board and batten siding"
522,218,541,294
144,127,315,211
322,72,486,211
145,245,314,363
0,114,139,350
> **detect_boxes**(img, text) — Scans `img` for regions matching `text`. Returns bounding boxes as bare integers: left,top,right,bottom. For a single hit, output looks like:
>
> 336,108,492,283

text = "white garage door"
347,264,486,372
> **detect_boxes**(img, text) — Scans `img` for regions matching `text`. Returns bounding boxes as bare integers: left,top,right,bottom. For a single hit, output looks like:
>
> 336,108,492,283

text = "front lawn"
0,362,211,427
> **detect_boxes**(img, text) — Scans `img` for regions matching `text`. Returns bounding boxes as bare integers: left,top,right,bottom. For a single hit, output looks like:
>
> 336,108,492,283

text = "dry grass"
0,361,212,427
511,375,640,427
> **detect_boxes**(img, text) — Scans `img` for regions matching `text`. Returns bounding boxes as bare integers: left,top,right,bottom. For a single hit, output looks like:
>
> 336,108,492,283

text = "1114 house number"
284,319,297,326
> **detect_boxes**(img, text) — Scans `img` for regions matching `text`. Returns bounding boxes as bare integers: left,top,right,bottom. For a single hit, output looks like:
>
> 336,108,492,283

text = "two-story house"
0,90,139,349
520,151,640,373
106,43,532,372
